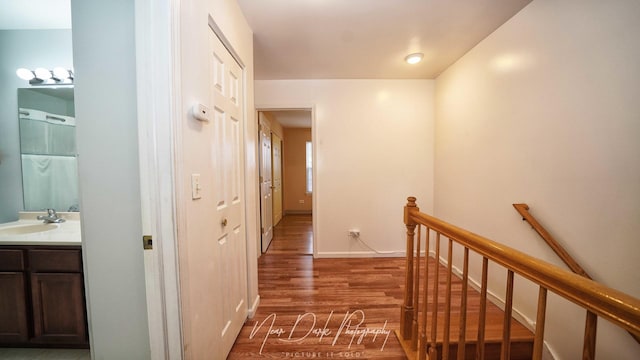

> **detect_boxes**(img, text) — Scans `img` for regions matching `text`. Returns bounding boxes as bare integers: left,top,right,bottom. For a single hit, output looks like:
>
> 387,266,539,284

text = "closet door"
209,28,248,358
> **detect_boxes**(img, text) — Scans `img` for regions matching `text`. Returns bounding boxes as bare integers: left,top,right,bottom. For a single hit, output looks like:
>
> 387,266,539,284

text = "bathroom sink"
0,223,58,236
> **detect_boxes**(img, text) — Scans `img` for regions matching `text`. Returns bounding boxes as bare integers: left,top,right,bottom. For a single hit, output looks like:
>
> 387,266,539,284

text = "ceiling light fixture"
405,53,424,65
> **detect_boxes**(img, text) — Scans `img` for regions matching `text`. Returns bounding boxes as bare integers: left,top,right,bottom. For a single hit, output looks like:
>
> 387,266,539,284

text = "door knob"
221,218,228,226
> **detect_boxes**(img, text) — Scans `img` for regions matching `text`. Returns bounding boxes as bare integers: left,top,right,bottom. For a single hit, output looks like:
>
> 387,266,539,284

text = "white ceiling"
0,1,532,79
237,0,532,80
0,0,71,30
265,110,312,128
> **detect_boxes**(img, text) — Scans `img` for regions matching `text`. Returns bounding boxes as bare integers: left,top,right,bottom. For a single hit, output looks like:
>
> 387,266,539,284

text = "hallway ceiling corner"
237,0,532,80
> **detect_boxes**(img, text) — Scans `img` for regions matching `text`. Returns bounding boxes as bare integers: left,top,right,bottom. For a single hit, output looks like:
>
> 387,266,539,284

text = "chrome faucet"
37,209,66,224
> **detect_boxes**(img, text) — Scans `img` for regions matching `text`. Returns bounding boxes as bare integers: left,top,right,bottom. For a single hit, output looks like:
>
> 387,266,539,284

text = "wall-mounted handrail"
513,203,591,279
513,203,640,348
400,197,640,360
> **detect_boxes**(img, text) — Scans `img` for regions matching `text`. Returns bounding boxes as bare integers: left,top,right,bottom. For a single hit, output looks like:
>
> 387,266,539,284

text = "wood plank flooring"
266,215,314,255
228,254,408,359
228,215,534,359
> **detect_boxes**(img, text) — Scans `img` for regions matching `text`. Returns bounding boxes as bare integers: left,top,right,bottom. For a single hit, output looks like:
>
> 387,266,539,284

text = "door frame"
254,106,318,257
134,0,183,358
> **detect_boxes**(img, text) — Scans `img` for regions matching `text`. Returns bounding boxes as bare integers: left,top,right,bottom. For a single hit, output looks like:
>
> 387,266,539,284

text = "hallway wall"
435,0,640,358
72,1,150,358
256,79,435,257
282,127,312,213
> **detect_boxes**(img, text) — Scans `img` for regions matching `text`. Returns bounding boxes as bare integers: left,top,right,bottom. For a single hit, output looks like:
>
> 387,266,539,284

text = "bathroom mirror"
18,87,79,212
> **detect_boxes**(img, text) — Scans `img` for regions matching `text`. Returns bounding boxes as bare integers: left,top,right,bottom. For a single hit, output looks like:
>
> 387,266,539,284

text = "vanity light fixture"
405,52,424,65
34,68,52,80
52,67,72,81
16,68,36,81
16,67,74,85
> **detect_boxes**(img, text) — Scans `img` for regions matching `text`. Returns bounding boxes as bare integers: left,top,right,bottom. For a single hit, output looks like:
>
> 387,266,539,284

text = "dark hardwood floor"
266,214,314,255
228,215,533,359
228,254,408,359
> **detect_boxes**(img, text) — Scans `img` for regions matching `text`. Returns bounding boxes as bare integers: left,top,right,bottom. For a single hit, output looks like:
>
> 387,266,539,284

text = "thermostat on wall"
191,103,211,122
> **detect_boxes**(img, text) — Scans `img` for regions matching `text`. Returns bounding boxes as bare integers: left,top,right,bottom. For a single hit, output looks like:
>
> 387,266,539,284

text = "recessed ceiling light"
405,53,424,65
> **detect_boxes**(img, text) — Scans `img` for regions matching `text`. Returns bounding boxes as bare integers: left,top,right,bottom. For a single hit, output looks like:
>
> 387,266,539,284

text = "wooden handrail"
513,203,591,279
513,203,640,347
399,197,640,360
408,203,640,336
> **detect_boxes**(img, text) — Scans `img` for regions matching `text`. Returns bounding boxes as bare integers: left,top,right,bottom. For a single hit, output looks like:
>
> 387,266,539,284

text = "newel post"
400,196,419,340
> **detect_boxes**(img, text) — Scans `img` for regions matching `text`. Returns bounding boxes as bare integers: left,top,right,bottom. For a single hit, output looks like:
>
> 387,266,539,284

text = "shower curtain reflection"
21,154,79,211
18,103,79,212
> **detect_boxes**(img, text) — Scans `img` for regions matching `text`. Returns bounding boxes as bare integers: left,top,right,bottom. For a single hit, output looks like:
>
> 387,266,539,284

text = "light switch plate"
191,173,202,199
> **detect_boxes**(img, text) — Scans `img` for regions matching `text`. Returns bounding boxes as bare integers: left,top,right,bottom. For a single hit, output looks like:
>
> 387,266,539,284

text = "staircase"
397,197,640,360
396,257,534,360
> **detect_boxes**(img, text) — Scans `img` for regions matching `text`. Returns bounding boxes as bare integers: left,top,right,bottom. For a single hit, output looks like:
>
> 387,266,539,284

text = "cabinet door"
30,273,87,345
0,272,29,343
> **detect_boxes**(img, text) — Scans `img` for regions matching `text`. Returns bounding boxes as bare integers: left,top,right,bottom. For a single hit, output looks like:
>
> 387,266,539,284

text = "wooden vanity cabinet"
0,249,29,343
0,246,88,348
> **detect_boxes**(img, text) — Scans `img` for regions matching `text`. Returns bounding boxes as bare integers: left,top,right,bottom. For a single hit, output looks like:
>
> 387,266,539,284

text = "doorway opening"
257,109,313,256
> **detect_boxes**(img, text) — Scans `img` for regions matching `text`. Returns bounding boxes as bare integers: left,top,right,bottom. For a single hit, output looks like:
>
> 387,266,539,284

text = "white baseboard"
247,295,260,319
315,251,406,258
284,210,312,215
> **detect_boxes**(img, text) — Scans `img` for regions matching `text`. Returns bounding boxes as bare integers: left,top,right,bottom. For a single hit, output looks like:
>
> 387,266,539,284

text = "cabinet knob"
221,218,228,227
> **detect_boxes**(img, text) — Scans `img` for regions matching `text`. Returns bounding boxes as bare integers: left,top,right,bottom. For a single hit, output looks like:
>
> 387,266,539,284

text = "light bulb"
16,68,35,81
405,53,424,65
53,67,70,80
34,68,52,80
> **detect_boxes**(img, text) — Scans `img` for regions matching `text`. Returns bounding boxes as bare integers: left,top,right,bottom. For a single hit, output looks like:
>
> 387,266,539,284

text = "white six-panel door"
209,29,248,357
259,119,273,252
271,133,283,226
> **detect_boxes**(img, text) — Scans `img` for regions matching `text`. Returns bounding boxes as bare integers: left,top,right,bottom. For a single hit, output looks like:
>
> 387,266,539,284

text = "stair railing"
513,203,640,352
399,197,640,360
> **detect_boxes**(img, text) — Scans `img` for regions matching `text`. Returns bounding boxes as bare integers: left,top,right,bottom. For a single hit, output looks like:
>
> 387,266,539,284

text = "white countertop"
0,212,82,246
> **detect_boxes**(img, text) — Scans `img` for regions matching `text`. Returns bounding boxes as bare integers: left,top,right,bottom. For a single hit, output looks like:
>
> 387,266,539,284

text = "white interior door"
272,133,283,226
259,119,273,252
210,29,247,356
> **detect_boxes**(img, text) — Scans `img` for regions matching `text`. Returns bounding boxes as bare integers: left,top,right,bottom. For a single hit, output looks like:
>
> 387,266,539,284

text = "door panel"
272,133,283,226
0,272,29,343
30,273,87,344
209,30,247,357
259,120,273,252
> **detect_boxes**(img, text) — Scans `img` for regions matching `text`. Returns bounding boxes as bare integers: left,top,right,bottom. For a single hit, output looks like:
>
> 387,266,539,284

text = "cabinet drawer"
29,249,82,272
0,249,25,271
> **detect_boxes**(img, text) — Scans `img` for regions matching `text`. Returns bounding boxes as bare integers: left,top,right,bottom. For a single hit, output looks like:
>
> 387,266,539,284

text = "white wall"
435,0,640,358
256,80,435,257
71,0,151,358
177,0,257,357
0,30,73,223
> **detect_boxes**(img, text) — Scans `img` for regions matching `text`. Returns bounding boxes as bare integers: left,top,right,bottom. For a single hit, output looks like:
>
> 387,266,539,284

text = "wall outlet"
348,229,360,238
